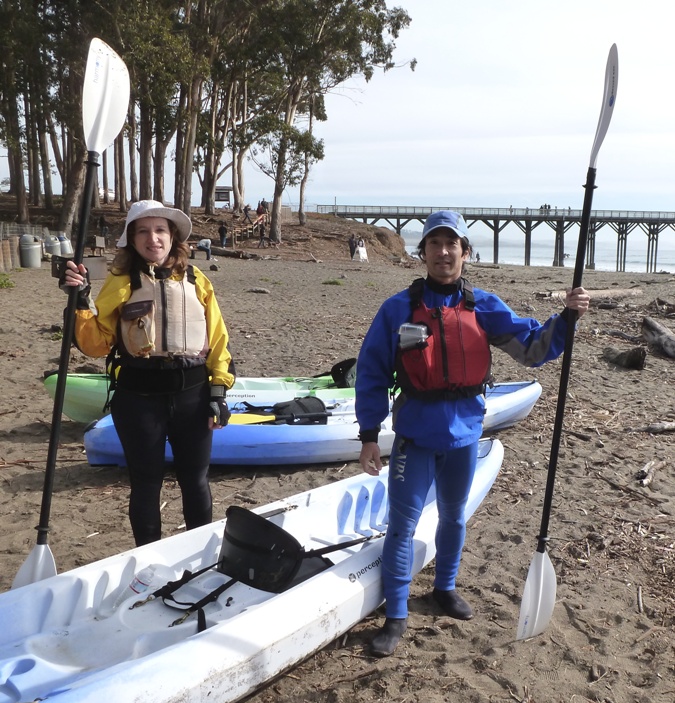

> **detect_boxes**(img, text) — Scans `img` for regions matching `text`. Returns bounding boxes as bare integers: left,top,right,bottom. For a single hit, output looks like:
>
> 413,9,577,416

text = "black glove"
59,264,92,310
209,385,231,427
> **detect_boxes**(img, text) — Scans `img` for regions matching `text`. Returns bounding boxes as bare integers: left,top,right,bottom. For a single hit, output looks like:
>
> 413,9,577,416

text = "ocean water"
402,224,675,273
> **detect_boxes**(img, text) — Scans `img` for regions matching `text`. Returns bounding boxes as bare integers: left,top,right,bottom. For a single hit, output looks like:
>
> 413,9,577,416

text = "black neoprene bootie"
432,588,474,620
370,617,408,657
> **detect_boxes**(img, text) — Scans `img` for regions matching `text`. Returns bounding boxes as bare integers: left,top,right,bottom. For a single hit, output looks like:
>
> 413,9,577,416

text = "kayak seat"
217,507,332,593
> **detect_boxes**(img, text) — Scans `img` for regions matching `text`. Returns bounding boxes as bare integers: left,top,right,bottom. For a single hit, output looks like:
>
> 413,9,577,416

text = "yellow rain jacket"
74,265,234,388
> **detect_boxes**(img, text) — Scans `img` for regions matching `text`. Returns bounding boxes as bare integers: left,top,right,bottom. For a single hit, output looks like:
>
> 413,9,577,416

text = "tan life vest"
118,266,209,359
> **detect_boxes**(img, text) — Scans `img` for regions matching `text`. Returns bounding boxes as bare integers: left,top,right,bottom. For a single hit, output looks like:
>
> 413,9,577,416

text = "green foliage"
0,274,14,289
0,0,412,217
322,278,343,286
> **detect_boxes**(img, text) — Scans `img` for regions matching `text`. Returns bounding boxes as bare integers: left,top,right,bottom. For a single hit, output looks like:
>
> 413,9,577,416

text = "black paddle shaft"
536,166,596,553
36,152,100,545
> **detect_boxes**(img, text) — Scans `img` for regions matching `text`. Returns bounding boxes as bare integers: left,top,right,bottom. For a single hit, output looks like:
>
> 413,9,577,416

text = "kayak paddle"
12,39,130,589
228,410,332,425
516,44,618,639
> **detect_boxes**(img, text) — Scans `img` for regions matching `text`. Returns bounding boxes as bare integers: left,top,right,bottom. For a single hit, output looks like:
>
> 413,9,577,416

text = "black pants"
111,381,213,546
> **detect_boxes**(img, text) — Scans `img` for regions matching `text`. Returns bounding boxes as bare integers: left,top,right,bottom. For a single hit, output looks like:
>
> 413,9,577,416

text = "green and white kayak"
43,371,354,425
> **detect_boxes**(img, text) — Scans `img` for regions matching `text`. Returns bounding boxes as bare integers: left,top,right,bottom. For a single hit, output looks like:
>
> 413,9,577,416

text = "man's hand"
565,286,591,318
359,442,382,476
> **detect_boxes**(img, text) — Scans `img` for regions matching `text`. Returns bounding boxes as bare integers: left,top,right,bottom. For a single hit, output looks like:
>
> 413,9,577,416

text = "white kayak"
83,381,540,466
0,438,504,703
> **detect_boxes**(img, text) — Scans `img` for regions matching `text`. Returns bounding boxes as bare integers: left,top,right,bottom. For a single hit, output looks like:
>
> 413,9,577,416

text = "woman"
63,200,234,546
356,210,590,656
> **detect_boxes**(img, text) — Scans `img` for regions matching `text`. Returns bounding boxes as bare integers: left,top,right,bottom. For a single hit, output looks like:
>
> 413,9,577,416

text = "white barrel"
19,235,42,268
44,234,61,257
58,233,74,256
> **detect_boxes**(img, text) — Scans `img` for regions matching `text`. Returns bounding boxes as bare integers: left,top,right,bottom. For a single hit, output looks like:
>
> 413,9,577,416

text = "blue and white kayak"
0,438,504,703
83,381,540,466
84,398,392,466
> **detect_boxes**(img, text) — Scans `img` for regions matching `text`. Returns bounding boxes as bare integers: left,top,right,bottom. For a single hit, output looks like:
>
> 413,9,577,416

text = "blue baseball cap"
421,210,470,243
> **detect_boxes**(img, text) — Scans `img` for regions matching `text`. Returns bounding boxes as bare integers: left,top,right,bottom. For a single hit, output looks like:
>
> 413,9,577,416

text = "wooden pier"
316,205,675,273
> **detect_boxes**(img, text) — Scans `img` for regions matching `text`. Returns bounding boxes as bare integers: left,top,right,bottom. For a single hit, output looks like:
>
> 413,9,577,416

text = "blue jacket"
355,278,571,450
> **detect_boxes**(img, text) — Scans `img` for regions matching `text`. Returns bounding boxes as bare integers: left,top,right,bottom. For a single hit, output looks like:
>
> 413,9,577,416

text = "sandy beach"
1,233,674,702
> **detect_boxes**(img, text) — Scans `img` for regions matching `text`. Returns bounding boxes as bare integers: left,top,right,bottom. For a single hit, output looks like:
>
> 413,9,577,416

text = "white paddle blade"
82,38,130,154
589,43,618,169
11,544,57,589
516,550,557,640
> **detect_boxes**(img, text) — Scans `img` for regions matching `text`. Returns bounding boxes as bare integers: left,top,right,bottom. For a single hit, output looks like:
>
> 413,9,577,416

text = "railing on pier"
317,205,675,273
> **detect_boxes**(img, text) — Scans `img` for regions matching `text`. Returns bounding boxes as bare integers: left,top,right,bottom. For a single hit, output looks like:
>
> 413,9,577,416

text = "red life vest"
395,278,492,400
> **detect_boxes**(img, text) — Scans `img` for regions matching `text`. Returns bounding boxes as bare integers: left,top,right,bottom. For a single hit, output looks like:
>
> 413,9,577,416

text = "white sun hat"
117,200,192,248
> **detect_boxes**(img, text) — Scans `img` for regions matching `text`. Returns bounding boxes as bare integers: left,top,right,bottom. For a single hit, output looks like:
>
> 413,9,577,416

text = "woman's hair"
112,219,190,275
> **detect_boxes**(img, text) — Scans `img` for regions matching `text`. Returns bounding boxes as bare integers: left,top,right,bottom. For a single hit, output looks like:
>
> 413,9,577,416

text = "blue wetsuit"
356,276,573,618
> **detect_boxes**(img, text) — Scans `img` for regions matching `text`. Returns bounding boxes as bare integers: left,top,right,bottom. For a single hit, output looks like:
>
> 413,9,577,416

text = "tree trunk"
233,147,247,213
173,85,187,207
269,135,289,243
297,91,314,227
180,74,204,215
3,89,30,222
115,135,127,212
153,138,166,203
57,145,86,234
138,102,153,200
38,112,54,209
102,149,110,204
46,112,64,184
24,93,42,207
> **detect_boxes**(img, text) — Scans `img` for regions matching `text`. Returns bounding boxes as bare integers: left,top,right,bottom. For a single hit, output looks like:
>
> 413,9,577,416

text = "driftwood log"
536,287,642,301
601,346,646,369
604,329,642,343
629,421,675,434
635,459,669,487
641,316,675,358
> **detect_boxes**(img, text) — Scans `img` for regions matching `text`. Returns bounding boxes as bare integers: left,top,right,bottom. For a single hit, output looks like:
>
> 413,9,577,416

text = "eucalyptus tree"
110,1,193,203
252,0,412,242
0,0,34,222
195,6,261,215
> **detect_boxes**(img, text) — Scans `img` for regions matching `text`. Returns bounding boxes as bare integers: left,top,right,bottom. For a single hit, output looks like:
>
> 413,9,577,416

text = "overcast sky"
3,1,674,217
278,0,675,214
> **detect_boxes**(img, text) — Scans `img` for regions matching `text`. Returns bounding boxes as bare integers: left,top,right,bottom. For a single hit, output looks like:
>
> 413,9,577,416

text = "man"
348,234,357,259
355,210,590,657
190,238,216,261
218,221,228,248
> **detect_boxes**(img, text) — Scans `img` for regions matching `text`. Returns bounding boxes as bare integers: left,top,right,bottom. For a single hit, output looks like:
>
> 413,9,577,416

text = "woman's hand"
62,260,88,289
564,286,590,318
209,386,230,430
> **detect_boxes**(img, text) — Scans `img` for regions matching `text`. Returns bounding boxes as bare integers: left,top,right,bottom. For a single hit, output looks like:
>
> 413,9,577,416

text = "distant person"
98,215,109,240
357,238,368,262
190,238,215,261
348,234,357,260
475,252,480,263
243,205,253,224
355,210,590,657
257,222,267,248
218,221,228,248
